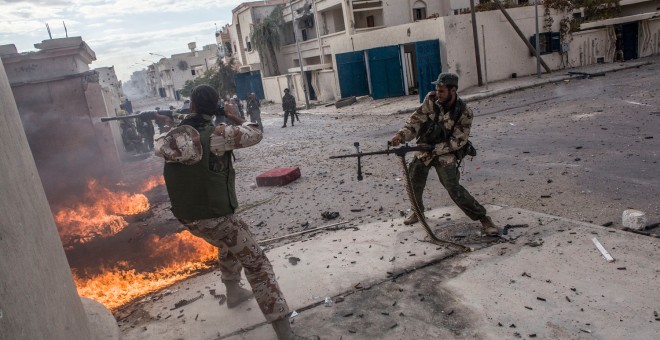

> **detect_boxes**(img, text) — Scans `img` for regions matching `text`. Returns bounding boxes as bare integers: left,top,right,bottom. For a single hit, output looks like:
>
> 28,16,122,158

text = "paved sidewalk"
119,205,660,340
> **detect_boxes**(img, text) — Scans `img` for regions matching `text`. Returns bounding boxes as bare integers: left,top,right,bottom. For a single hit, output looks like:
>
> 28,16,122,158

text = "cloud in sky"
0,0,244,81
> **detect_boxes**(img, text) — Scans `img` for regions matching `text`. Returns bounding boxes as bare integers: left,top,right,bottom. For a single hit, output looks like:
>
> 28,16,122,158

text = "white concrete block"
622,209,647,230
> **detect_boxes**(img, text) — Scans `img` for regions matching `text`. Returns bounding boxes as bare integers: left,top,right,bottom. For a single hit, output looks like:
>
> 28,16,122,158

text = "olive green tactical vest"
163,123,238,220
417,98,467,145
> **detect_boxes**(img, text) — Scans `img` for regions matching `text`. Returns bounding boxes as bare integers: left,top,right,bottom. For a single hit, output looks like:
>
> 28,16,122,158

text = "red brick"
256,167,301,187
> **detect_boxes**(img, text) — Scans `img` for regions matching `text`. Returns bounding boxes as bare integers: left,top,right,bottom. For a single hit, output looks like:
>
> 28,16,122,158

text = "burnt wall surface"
11,74,121,205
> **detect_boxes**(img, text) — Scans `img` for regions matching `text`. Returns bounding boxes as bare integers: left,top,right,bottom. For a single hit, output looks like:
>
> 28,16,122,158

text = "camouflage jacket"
395,91,473,166
155,119,262,164
282,93,296,112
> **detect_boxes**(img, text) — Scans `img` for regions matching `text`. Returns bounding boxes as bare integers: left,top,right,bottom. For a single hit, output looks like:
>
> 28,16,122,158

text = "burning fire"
57,174,222,311
74,231,217,311
54,177,163,245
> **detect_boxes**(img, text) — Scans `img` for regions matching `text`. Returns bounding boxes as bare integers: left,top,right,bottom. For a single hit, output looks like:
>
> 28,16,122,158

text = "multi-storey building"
227,0,658,104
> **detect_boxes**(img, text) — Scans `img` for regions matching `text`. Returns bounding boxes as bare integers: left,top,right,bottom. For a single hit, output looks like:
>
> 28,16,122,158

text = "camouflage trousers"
283,111,298,125
408,157,487,221
183,214,289,322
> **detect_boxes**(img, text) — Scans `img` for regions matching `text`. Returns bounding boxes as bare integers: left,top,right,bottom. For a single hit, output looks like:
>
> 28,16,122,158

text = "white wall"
443,6,565,89
568,28,612,66
316,69,337,101
331,17,447,54
640,18,660,57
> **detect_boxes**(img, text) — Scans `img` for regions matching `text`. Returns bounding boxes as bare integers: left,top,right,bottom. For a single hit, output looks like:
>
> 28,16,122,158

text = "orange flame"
54,177,162,245
74,230,217,310
59,175,221,311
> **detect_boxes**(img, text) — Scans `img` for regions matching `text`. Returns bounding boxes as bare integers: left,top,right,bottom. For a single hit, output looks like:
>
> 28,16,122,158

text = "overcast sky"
0,0,247,81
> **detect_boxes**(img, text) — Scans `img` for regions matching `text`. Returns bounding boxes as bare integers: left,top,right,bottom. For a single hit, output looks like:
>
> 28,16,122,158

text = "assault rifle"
329,142,434,181
100,110,164,122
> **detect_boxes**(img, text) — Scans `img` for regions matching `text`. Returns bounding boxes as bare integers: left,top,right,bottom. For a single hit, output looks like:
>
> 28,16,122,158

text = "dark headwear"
190,84,219,115
432,72,459,88
284,88,290,93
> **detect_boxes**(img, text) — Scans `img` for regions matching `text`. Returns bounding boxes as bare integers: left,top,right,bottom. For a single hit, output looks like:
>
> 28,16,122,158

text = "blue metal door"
415,39,441,103
336,51,369,98
367,46,405,100
234,70,265,100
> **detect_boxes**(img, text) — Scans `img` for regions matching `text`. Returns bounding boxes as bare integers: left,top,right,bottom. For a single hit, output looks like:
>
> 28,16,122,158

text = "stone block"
622,209,647,230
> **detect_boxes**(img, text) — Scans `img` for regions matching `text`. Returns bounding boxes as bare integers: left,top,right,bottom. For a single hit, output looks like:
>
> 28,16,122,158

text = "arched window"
413,1,427,21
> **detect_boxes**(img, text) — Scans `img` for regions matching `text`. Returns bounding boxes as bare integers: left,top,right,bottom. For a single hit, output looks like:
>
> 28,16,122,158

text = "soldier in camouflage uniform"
390,73,498,236
281,88,297,128
154,85,318,340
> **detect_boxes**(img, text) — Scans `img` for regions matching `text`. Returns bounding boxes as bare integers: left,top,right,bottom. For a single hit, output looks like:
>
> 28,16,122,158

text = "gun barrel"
329,145,434,159
101,111,159,122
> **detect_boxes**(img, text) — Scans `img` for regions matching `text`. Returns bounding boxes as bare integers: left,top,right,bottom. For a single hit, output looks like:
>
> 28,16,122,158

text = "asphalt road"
221,63,660,245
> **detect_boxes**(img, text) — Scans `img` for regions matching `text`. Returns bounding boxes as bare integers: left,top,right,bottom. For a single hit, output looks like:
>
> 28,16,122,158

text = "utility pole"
482,25,488,90
289,0,310,109
534,0,541,78
469,0,483,86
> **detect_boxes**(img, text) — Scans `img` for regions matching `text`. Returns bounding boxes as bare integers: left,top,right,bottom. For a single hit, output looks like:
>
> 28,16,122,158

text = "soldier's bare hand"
390,134,403,147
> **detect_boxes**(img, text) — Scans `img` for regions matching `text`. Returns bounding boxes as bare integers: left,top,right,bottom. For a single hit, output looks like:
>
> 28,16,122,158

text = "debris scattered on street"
321,211,340,220
288,257,301,265
592,238,615,262
171,293,204,310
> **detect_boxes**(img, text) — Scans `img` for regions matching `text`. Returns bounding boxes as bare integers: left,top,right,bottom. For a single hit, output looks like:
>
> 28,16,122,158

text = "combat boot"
272,318,320,340
403,213,420,225
479,216,499,236
225,281,253,308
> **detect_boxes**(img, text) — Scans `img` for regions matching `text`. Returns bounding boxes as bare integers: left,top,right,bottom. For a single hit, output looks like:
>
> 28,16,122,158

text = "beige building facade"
223,1,658,104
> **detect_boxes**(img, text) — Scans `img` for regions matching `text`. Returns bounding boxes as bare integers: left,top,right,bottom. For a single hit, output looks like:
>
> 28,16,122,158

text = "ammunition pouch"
417,117,446,145
454,140,477,160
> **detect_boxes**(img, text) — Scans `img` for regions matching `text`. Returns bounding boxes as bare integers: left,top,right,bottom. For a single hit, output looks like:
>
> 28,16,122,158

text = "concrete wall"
568,28,613,67
319,4,345,35
330,5,619,94
332,17,447,54
3,38,95,84
0,57,94,340
262,74,288,106
640,18,660,57
316,69,337,101
9,73,123,202
442,6,566,89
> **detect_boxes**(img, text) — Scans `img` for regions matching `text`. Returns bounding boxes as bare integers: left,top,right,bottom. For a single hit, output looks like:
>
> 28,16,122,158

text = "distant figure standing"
233,95,245,119
246,92,263,131
281,88,296,128
123,98,133,114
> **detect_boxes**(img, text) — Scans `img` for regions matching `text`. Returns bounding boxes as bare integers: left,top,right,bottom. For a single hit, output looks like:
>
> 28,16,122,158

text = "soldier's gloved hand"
390,134,403,147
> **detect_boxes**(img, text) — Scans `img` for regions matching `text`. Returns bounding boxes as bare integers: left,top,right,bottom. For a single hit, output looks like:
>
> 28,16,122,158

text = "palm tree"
250,5,284,76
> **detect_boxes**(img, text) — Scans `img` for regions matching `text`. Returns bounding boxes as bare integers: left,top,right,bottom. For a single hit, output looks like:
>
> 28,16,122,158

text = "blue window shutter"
551,32,561,52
